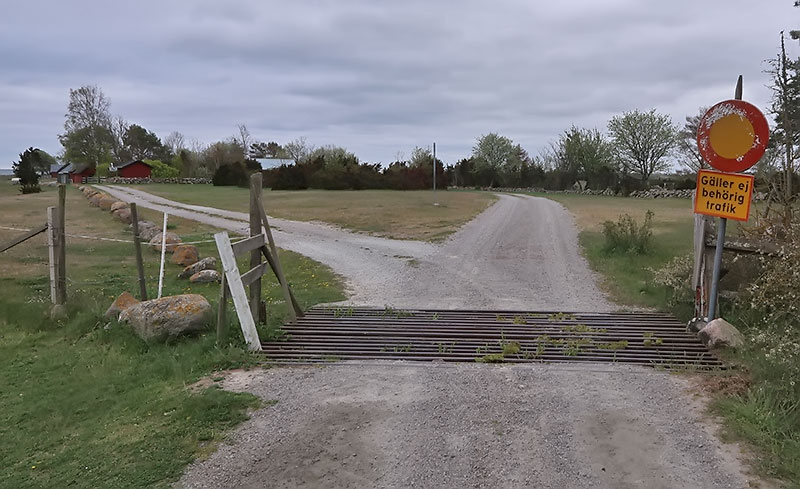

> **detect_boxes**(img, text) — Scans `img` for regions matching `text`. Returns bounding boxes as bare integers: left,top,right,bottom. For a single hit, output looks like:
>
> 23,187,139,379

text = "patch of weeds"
333,306,354,318
643,331,664,347
564,338,592,356
563,323,607,334
436,342,455,354
496,314,508,322
548,312,577,322
382,306,413,318
393,344,413,353
596,340,629,350
602,210,654,254
502,341,521,356
512,315,527,325
431,312,440,321
476,353,506,363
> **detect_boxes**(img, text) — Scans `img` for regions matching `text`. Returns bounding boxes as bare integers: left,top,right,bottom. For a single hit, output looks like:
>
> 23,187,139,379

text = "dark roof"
70,163,92,174
116,160,151,169
50,163,62,173
56,163,72,174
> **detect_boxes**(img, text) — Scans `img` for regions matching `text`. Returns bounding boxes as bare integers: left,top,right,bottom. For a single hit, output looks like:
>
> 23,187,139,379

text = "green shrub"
649,253,693,306
144,159,180,179
96,162,110,177
602,210,654,254
212,162,250,187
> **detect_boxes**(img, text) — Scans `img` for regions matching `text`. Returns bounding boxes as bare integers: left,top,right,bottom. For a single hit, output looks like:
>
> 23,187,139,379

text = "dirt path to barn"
96,185,758,489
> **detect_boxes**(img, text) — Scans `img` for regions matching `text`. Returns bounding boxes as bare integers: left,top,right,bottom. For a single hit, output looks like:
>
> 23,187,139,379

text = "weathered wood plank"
249,174,264,324
214,231,261,351
231,233,267,256
240,262,270,287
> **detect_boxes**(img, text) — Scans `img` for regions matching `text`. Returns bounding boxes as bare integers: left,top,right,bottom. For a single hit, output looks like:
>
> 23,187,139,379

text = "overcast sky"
1,0,798,168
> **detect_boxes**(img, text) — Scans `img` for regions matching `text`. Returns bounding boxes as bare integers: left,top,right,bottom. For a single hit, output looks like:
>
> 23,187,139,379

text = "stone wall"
104,177,211,185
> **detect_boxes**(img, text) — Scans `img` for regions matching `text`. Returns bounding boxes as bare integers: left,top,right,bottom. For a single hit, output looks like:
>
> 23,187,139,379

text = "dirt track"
95,186,756,489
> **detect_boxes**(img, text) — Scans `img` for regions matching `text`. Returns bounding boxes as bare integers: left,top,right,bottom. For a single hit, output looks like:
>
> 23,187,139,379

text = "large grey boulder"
179,257,217,279
132,220,159,241
104,291,140,319
118,294,211,341
112,207,133,224
149,232,182,252
698,318,745,349
190,270,221,283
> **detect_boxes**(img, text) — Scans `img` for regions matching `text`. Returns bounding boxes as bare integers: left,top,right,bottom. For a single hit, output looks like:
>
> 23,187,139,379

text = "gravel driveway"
95,186,757,488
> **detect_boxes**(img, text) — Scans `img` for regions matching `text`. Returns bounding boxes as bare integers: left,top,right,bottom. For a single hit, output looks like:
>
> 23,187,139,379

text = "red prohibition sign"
696,99,769,173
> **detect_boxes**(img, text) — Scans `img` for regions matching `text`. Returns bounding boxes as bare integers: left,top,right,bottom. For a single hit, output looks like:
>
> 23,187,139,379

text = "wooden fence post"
249,173,265,324
56,185,67,304
47,207,58,304
129,203,148,300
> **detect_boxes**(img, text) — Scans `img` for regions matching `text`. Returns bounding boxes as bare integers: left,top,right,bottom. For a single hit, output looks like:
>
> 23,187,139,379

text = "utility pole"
433,142,439,206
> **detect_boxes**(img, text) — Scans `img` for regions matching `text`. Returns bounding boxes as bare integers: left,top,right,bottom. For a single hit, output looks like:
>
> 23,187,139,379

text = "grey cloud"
0,0,797,167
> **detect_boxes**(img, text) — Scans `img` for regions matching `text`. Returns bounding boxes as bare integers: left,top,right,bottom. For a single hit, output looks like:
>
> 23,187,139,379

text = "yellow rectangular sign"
694,169,754,221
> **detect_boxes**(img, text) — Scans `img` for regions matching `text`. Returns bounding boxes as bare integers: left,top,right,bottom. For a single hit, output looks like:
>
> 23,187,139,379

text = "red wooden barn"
56,163,95,183
116,160,152,178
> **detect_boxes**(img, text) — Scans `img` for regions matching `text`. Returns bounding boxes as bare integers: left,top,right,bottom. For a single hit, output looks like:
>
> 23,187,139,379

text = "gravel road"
96,186,611,310
94,186,757,488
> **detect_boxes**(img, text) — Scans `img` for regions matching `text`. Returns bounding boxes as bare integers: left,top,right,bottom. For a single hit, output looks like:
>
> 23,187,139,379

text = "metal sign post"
696,75,769,319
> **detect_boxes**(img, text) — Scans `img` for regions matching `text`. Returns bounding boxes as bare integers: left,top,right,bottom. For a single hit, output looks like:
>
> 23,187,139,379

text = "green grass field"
127,185,496,242
0,182,345,488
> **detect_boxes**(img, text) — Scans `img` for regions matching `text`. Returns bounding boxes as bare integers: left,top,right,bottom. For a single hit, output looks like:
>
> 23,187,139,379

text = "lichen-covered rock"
105,291,140,319
171,244,199,266
98,195,117,211
179,257,217,279
112,207,133,224
699,318,745,349
149,232,182,252
132,220,159,241
190,270,220,283
110,201,129,213
118,294,211,341
88,193,104,206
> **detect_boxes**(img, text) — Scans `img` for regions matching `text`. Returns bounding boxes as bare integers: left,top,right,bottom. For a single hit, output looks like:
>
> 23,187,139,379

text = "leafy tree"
608,109,677,183
235,124,252,157
12,148,43,194
548,126,615,188
201,141,246,172
471,133,515,187
676,108,709,172
410,146,433,168
285,137,312,164
144,159,180,178
109,116,130,163
163,131,186,155
765,31,800,227
123,124,168,161
59,85,113,168
250,141,287,159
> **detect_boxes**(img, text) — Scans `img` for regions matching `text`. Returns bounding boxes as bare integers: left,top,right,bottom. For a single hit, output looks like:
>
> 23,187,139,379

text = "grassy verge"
531,191,799,485
0,183,345,488
126,185,496,242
